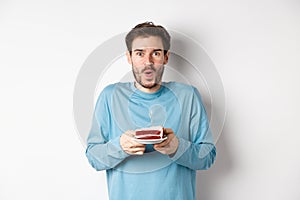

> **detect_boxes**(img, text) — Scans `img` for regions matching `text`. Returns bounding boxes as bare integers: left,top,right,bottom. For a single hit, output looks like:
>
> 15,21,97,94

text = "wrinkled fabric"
86,82,216,200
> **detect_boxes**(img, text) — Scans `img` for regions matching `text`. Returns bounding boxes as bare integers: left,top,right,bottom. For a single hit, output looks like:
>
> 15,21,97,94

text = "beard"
132,65,164,89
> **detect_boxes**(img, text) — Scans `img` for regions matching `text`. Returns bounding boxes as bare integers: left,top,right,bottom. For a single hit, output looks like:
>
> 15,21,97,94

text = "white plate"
134,137,167,144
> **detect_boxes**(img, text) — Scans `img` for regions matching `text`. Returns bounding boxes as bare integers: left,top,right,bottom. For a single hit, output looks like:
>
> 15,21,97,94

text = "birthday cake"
135,126,163,140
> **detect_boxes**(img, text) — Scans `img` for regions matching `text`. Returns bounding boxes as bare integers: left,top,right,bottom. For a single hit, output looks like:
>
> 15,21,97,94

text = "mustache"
141,65,156,73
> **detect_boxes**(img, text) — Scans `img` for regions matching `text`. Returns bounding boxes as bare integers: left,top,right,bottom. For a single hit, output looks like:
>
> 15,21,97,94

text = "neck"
134,82,161,93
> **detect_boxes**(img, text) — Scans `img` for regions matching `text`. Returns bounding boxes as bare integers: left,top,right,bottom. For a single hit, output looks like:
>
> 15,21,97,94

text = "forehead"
131,36,164,50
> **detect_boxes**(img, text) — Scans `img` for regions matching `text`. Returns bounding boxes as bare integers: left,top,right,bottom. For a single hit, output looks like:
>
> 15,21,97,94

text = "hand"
153,128,179,155
120,130,146,155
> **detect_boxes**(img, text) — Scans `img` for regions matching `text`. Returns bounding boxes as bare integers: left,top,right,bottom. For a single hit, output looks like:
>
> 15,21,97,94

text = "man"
86,22,216,200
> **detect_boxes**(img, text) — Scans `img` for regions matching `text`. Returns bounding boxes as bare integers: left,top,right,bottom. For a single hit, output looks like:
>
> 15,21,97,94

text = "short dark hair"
125,22,171,54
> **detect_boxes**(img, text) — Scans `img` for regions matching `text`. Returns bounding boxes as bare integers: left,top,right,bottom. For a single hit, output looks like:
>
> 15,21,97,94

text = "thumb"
163,128,173,135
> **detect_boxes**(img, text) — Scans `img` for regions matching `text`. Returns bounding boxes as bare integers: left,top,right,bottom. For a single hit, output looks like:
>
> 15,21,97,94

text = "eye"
153,51,161,56
135,52,143,57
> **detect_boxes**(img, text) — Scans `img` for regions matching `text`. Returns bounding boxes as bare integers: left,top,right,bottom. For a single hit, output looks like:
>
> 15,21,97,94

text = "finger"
129,147,145,152
123,143,145,150
153,146,167,154
153,145,164,150
126,147,145,155
130,140,146,147
124,130,135,137
154,140,168,148
154,135,173,148
129,144,146,149
123,135,145,146
126,151,144,155
134,151,144,155
123,146,144,151
163,128,174,135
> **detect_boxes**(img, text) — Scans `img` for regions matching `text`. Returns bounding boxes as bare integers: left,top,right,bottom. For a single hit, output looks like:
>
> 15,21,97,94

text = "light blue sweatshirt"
86,82,216,200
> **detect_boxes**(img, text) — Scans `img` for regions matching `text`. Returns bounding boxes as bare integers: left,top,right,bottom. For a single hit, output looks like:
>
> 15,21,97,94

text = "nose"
144,54,154,65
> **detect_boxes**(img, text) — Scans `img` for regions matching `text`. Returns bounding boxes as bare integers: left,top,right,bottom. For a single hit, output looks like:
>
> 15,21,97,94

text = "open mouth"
144,70,154,78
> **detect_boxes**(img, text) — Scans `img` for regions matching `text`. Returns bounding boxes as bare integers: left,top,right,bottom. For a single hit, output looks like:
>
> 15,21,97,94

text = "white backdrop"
1,0,300,200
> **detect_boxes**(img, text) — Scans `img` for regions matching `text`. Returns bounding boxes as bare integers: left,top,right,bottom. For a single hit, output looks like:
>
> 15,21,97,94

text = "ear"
126,51,132,65
163,51,170,65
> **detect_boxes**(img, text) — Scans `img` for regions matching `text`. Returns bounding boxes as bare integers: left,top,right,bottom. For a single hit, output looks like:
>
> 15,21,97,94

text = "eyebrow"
132,49,163,52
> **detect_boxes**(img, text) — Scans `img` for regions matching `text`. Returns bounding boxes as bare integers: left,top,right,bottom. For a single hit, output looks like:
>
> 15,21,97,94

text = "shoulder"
101,83,116,93
163,82,205,105
163,82,197,95
95,82,131,105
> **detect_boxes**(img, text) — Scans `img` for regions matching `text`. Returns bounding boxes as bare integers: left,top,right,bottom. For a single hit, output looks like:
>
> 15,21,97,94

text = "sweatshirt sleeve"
170,87,216,170
85,86,129,171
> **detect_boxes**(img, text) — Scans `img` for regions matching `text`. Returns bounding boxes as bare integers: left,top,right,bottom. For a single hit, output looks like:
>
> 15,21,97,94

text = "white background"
1,0,300,200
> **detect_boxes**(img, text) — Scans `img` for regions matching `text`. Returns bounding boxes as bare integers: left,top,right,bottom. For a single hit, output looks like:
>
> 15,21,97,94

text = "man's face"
126,36,169,90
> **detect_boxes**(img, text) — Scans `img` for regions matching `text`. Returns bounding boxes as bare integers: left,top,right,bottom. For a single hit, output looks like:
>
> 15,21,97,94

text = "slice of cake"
135,126,163,140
